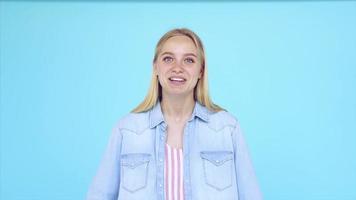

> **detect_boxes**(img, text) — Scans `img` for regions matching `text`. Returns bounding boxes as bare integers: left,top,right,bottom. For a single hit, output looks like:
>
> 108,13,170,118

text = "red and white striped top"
164,143,184,200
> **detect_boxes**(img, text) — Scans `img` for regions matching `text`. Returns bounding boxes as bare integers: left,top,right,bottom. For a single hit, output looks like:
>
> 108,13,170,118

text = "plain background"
1,1,356,199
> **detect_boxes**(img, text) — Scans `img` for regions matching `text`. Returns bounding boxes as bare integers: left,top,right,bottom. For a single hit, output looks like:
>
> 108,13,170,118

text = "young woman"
86,28,262,200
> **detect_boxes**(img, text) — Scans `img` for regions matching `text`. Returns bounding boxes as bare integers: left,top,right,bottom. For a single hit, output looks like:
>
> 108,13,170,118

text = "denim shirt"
86,101,262,200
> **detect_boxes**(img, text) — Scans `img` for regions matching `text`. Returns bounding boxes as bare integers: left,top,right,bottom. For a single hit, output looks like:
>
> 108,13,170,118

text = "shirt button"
215,160,220,163
159,158,163,162
160,136,164,140
159,184,163,187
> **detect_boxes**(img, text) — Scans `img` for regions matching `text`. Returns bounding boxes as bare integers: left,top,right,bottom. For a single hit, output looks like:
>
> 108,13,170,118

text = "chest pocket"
121,153,151,193
200,151,233,191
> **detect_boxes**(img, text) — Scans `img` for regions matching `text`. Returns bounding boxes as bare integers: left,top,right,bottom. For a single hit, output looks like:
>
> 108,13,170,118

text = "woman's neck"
160,95,195,123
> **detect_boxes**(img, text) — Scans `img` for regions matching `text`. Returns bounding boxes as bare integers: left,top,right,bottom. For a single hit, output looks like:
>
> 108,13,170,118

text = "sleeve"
232,121,263,200
86,126,122,200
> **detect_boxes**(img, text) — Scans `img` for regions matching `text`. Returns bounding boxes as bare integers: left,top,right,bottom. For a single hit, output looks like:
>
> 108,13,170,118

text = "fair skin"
154,35,203,148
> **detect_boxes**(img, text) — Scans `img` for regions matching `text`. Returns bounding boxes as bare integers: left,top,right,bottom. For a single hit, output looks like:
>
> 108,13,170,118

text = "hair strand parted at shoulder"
131,28,225,113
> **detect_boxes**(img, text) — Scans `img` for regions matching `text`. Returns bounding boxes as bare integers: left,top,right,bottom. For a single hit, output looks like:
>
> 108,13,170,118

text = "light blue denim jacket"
86,101,262,200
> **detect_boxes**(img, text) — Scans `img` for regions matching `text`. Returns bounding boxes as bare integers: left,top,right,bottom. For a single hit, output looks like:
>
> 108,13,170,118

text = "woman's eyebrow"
161,51,197,57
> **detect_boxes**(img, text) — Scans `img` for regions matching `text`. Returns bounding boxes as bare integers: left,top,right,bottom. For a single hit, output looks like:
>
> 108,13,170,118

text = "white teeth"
169,77,185,81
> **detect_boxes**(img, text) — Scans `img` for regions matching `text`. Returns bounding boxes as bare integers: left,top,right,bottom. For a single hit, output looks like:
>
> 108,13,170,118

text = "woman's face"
154,35,202,99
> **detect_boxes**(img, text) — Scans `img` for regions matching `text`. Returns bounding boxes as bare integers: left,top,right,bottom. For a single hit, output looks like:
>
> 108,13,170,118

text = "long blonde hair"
132,28,224,113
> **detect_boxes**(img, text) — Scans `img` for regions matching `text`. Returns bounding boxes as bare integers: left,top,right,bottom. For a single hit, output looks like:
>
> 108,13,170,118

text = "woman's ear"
153,63,158,75
199,67,203,79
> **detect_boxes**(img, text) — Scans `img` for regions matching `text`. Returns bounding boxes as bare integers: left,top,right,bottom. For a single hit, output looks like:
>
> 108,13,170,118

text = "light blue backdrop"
1,1,355,200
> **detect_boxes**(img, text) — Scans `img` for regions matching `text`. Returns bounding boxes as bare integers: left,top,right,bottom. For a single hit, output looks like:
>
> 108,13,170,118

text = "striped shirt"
164,143,184,200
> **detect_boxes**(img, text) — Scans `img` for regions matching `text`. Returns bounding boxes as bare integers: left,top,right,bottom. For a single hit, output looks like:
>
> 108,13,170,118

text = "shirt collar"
149,101,209,128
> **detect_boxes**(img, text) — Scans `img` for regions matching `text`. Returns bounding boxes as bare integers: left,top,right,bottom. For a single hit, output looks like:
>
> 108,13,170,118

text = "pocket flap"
121,153,151,169
200,151,233,166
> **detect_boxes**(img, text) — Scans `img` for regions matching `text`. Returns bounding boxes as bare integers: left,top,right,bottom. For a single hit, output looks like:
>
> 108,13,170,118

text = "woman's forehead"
160,36,197,54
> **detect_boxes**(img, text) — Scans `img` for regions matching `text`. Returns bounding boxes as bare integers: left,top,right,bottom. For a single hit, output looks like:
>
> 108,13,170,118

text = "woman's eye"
185,58,195,63
163,56,173,63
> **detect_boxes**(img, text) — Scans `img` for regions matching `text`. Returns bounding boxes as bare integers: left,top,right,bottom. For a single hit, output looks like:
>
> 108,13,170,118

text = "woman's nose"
172,60,184,72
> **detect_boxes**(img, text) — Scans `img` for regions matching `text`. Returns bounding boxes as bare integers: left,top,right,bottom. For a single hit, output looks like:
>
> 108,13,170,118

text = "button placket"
183,121,193,200
157,123,167,200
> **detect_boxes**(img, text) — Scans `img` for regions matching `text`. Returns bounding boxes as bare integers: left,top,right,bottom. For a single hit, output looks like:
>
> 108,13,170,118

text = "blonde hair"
132,28,224,113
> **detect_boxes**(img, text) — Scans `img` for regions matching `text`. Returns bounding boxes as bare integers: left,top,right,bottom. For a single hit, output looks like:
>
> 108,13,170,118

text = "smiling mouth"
169,77,186,82
168,77,187,85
